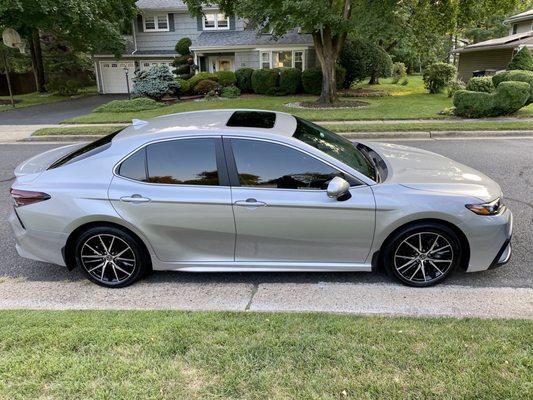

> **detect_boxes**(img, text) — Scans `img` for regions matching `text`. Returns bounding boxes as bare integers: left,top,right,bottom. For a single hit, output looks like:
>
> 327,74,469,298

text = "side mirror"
327,176,351,200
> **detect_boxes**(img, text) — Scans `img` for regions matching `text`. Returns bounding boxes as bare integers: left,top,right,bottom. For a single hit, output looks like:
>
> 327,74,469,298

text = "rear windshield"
48,129,122,170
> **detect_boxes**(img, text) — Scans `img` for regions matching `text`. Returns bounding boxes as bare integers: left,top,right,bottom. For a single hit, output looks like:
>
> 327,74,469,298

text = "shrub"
465,77,494,93
175,78,192,95
187,72,218,89
251,69,279,94
215,71,237,87
301,66,346,95
175,37,192,56
235,68,254,93
45,78,81,96
507,47,533,71
447,79,465,98
493,70,533,104
391,62,407,84
220,85,241,98
132,65,178,100
423,62,456,94
277,67,302,94
453,81,530,118
339,38,392,87
94,97,164,113
265,87,288,96
194,79,219,95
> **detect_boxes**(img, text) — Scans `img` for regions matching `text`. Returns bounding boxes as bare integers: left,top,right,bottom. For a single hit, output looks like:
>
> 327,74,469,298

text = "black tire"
382,222,462,287
74,226,150,288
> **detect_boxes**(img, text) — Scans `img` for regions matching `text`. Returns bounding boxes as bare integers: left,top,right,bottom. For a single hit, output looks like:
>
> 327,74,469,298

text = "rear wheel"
382,223,461,287
74,226,149,288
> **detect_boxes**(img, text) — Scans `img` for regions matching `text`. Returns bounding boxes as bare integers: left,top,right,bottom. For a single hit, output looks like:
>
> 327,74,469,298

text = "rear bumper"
8,208,67,266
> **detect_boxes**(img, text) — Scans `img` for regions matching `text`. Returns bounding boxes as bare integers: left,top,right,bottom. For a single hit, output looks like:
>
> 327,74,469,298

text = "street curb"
22,135,101,142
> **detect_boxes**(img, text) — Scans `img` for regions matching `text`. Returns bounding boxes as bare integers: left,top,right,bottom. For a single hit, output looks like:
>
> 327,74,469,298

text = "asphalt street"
0,139,531,317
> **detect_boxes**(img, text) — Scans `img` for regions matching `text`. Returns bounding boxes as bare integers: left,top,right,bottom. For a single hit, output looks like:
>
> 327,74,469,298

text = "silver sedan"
9,110,512,288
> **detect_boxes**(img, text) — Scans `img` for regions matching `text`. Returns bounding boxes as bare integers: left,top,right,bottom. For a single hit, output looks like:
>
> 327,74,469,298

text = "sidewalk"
0,124,126,143
317,117,533,125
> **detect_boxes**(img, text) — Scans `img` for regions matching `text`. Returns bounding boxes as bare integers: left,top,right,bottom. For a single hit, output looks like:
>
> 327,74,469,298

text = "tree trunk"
312,30,345,104
368,71,380,85
28,30,45,92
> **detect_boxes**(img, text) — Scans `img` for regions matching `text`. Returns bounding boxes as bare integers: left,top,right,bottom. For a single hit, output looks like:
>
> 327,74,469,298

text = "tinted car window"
146,139,219,185
226,111,276,128
119,148,147,181
231,139,347,190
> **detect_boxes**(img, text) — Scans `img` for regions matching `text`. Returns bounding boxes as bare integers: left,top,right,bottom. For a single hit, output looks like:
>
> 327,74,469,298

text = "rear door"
108,137,235,263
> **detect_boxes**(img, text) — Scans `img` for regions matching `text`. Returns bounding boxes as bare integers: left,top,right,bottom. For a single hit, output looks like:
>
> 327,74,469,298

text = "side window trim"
223,136,362,190
115,136,230,187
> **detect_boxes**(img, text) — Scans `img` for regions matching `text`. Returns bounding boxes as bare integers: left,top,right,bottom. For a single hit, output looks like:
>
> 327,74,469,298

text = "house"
93,0,316,94
453,9,533,82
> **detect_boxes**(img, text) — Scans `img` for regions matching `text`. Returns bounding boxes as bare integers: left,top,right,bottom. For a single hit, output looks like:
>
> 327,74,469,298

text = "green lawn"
0,86,98,112
0,311,530,399
32,125,127,136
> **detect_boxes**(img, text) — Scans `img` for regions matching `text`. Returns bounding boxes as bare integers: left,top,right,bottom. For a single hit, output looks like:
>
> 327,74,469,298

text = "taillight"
10,189,50,207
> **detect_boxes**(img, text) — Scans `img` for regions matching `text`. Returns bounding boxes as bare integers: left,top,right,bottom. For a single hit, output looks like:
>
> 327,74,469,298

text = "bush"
401,78,409,86
94,97,164,113
215,71,237,87
251,69,279,94
493,70,533,104
175,78,192,95
132,65,178,100
423,62,456,94
175,37,192,56
277,67,302,94
45,78,81,96
339,38,392,87
220,85,241,98
301,66,346,95
235,68,254,93
265,87,288,96
465,77,493,93
453,81,530,118
447,79,465,98
507,47,533,71
392,62,407,84
187,72,218,89
194,79,219,95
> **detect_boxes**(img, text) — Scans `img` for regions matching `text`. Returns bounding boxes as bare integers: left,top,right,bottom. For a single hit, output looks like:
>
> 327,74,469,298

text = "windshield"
293,117,377,181
48,129,123,170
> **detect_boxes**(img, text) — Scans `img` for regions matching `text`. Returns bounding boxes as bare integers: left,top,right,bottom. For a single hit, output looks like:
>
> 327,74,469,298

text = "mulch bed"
285,100,369,109
0,99,20,105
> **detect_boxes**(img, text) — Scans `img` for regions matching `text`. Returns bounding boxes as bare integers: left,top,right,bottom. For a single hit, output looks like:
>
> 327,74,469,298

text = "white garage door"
100,62,135,94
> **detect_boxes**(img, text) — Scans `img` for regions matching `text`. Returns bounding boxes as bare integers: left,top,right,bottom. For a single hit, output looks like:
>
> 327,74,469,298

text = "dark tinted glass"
146,139,219,185
231,139,343,190
226,111,276,128
48,129,123,170
119,148,147,181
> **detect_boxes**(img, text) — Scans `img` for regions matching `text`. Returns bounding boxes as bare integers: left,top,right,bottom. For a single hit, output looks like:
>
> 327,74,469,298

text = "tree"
507,47,533,71
0,0,137,91
184,0,354,104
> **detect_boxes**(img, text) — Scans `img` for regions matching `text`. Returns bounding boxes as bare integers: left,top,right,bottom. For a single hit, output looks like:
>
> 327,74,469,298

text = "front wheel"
382,223,462,287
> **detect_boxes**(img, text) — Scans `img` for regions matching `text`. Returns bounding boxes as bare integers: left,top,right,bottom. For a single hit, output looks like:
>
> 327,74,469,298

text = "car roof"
114,109,298,142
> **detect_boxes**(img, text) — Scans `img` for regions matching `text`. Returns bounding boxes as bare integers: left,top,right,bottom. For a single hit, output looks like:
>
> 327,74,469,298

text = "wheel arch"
372,218,470,273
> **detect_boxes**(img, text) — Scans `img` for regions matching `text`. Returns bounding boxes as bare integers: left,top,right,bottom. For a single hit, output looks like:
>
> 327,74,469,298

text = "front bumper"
8,208,67,266
489,238,512,269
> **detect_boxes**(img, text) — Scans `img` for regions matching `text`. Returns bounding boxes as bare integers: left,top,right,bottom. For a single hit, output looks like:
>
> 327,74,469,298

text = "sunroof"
226,111,276,128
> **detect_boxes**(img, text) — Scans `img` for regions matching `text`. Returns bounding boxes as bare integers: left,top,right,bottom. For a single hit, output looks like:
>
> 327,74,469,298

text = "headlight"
466,198,504,215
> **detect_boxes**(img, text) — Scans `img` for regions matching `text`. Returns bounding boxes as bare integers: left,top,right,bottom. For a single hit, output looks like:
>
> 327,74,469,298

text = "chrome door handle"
120,194,151,203
234,198,267,207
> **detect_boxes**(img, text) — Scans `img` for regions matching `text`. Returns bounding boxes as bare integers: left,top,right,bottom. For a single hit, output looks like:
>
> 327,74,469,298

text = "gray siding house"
453,9,533,82
94,0,316,93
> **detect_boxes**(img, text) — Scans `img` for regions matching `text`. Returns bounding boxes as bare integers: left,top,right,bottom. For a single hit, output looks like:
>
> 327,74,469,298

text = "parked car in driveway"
9,110,512,288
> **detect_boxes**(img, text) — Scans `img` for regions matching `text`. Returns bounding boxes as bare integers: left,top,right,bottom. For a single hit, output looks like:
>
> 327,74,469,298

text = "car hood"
366,142,502,202
14,143,84,177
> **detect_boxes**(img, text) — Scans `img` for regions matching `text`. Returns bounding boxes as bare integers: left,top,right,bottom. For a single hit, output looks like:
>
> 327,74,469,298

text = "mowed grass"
0,86,98,112
32,125,127,136
0,310,530,399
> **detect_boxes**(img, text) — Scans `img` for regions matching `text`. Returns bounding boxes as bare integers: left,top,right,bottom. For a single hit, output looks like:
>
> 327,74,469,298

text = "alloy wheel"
80,234,136,285
393,232,454,284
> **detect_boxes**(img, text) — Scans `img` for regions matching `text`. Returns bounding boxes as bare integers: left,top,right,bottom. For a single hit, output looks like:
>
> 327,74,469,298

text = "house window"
261,50,305,70
203,13,230,30
143,14,169,32
261,52,271,69
294,51,304,70
512,24,518,34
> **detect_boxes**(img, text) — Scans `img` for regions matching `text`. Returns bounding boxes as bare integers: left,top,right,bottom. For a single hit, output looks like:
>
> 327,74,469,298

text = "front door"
108,137,235,263
226,138,375,263
217,58,233,71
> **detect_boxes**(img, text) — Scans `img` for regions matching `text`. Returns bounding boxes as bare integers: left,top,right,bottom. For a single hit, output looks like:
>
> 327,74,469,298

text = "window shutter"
168,13,175,31
229,16,236,30
137,15,144,32
197,15,203,31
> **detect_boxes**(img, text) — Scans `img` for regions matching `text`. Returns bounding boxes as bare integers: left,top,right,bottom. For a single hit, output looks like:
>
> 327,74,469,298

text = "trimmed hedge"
453,81,530,118
215,71,237,87
507,47,533,71
301,66,345,95
251,69,279,94
277,67,302,94
194,79,219,95
175,37,192,55
465,77,493,93
221,86,241,98
188,72,218,90
492,70,533,104
94,97,164,113
236,68,254,93
175,78,191,95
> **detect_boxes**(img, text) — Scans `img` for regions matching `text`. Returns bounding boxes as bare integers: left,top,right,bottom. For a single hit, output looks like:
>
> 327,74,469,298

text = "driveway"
0,138,532,318
0,94,126,125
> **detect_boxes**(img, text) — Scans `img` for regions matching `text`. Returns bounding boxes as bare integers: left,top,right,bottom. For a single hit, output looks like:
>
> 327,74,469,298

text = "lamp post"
123,66,131,100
